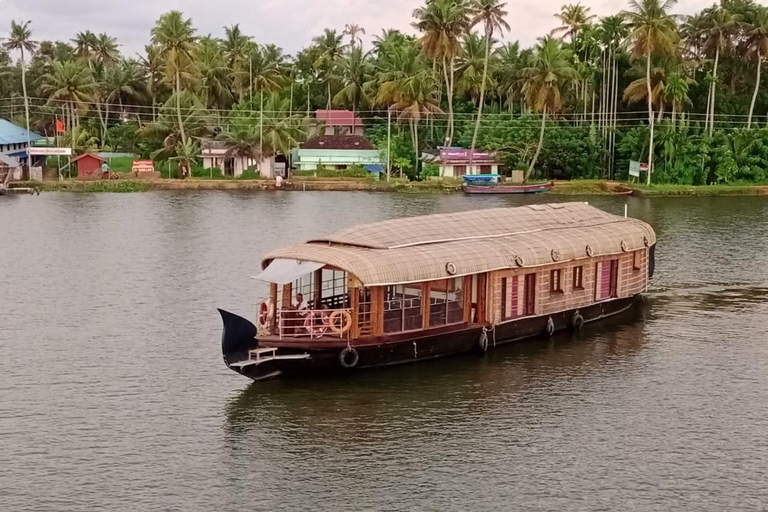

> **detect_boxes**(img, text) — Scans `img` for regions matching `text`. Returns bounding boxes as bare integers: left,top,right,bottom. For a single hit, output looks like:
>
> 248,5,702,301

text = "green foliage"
420,162,439,179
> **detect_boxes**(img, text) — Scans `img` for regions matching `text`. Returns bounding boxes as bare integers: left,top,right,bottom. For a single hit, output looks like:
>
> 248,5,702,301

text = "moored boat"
461,173,553,194
219,202,657,381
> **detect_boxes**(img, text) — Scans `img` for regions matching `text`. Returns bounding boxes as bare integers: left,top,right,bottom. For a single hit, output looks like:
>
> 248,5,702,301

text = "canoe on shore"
463,182,553,195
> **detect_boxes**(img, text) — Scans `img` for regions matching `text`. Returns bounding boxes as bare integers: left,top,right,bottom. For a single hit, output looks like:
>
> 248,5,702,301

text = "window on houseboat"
524,274,536,316
384,284,424,334
428,278,464,328
320,269,349,308
573,266,584,290
597,260,619,300
633,251,642,271
501,276,519,321
550,269,563,293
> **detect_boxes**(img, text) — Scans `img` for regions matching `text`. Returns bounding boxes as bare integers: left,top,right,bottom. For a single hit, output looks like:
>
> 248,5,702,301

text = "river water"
2,191,768,511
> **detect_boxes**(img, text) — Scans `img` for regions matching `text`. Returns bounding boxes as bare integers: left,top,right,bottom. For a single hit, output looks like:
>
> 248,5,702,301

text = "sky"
1,0,715,58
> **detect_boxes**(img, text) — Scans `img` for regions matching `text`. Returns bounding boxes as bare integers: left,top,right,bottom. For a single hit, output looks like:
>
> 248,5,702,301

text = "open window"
428,278,464,328
384,284,424,334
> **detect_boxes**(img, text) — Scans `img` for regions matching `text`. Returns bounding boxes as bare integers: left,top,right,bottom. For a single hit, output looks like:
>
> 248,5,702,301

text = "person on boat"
293,293,308,312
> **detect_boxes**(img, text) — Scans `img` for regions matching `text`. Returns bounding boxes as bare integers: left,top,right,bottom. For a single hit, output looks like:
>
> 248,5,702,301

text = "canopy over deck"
262,203,657,287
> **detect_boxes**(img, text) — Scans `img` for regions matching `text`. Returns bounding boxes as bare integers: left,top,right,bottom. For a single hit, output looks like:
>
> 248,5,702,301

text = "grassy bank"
17,178,768,196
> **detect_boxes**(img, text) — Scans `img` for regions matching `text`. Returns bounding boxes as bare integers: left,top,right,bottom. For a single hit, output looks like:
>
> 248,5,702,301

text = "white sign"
629,160,640,177
29,147,73,156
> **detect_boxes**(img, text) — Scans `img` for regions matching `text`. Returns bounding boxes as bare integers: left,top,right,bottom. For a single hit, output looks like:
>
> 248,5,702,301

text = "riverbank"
10,178,768,196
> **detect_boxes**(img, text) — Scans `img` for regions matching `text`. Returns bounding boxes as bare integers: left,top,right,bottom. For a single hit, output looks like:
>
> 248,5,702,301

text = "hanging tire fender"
339,347,359,369
571,311,585,331
478,331,489,352
545,317,555,336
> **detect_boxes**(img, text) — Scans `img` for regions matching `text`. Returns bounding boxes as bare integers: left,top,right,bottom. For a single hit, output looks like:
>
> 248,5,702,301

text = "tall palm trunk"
527,105,547,180
748,53,762,129
326,81,332,110
708,46,720,136
442,57,455,146
20,48,31,156
645,51,654,185
471,26,493,153
260,90,264,162
671,102,677,130
176,67,186,145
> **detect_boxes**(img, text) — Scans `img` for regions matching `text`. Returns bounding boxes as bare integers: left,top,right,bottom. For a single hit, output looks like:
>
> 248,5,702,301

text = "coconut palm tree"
334,47,373,113
313,29,347,109
3,20,38,148
744,6,768,129
495,41,523,112
151,11,198,146
663,71,691,128
196,36,232,114
456,33,491,104
412,0,470,146
138,44,164,121
343,24,366,49
551,3,595,41
389,68,443,171
71,31,98,64
103,59,146,122
622,0,679,184
93,33,120,67
697,5,740,135
222,24,253,102
469,0,509,153
38,60,98,135
520,37,578,179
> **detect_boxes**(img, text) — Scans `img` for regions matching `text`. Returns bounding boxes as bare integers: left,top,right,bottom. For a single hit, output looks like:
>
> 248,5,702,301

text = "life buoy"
304,311,328,337
328,310,353,334
478,331,489,352
339,347,359,369
258,300,273,328
446,262,457,275
545,317,555,336
586,245,594,257
515,255,525,267
621,240,629,252
551,249,561,262
571,311,584,330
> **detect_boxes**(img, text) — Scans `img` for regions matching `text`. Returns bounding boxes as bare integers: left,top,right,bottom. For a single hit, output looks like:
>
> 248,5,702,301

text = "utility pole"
387,108,392,182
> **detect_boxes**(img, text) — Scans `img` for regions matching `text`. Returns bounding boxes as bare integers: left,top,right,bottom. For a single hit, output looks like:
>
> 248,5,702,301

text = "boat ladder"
228,347,311,369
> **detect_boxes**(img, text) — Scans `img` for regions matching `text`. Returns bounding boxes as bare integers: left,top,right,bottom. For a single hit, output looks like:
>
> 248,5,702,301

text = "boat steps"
229,353,310,369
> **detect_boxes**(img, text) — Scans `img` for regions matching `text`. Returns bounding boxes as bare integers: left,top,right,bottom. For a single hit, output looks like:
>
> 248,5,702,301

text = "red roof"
315,110,362,128
72,153,106,163
301,135,374,150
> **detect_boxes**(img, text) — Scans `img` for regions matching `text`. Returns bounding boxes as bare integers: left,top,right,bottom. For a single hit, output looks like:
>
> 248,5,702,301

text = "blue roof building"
0,118,43,167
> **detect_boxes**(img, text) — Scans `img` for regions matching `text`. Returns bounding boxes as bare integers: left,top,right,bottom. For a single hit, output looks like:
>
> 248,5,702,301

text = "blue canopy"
364,164,385,173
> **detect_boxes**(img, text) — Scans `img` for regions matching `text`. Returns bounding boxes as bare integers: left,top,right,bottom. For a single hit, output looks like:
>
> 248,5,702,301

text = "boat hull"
224,296,640,381
463,183,553,194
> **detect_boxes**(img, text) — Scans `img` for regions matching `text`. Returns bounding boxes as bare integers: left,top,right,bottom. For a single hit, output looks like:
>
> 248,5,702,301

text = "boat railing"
277,307,353,341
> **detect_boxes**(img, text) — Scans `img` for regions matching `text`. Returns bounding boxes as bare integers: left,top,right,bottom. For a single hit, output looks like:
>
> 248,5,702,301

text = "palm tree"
222,24,252,102
71,31,98,64
151,11,197,146
744,6,768,129
334,47,373,114
390,69,443,171
412,0,470,146
138,44,164,121
551,3,595,41
343,24,366,49
3,20,38,150
663,71,691,128
520,37,578,179
469,0,509,153
196,37,232,114
38,60,98,137
697,5,740,135
93,33,119,67
495,41,522,112
622,0,679,184
103,59,145,121
313,29,347,109
456,33,490,104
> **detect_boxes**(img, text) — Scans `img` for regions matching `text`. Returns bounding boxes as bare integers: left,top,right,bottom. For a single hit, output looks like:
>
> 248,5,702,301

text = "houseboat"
219,202,657,381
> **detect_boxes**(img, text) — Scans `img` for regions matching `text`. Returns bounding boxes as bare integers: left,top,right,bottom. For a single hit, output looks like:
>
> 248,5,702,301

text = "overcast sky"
1,0,714,58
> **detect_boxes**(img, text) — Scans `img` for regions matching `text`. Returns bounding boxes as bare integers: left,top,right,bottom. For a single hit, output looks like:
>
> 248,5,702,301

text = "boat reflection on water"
223,298,651,443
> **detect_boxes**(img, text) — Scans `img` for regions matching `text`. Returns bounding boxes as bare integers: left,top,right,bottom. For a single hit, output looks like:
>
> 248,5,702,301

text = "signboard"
439,149,496,163
132,160,155,173
629,160,641,178
28,147,72,156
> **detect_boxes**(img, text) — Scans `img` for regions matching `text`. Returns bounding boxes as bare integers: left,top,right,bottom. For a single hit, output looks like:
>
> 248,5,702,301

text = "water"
2,191,768,511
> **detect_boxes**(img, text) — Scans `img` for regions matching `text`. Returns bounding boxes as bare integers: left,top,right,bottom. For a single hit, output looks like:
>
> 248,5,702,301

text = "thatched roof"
263,203,657,287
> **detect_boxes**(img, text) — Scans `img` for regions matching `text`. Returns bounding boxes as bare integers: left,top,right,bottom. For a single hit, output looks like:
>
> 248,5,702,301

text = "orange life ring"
328,310,353,334
258,301,269,326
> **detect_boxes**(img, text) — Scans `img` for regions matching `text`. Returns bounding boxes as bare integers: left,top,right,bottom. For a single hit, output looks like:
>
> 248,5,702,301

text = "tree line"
2,0,768,183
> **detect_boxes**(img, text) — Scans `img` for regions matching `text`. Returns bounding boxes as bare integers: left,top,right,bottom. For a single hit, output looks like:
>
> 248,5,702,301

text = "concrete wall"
293,149,383,171
439,164,499,177
487,249,648,324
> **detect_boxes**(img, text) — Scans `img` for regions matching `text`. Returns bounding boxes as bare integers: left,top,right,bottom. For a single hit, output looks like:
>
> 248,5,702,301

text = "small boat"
219,202,657,382
463,182,553,194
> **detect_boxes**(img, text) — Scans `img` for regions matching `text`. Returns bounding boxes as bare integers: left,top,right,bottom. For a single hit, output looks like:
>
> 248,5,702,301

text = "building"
73,153,106,180
424,148,503,178
291,135,384,172
315,110,365,136
201,140,288,179
0,118,43,179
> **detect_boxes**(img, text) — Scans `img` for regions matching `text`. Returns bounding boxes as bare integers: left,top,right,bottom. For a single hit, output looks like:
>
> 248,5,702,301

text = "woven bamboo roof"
263,203,657,287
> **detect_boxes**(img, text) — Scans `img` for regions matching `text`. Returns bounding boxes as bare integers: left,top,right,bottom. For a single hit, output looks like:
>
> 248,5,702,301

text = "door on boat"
472,274,487,323
523,273,536,316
